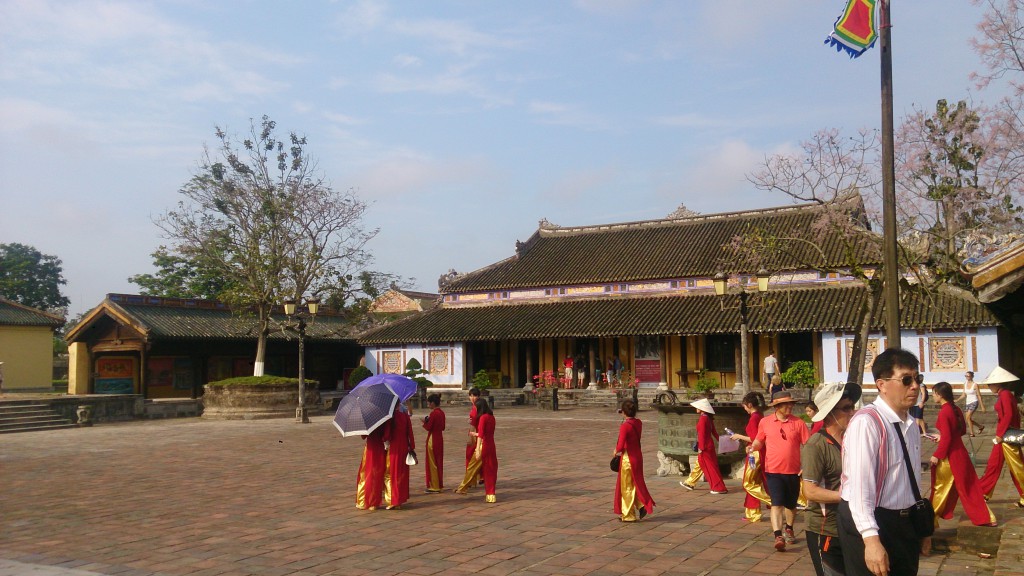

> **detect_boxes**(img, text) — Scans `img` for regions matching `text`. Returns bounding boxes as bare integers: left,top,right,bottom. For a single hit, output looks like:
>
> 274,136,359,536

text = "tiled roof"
444,200,879,293
358,284,998,345
0,298,64,327
65,294,357,342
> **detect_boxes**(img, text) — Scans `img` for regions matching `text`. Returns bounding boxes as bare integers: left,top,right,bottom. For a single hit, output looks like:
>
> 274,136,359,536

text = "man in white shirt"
763,352,780,388
837,348,925,576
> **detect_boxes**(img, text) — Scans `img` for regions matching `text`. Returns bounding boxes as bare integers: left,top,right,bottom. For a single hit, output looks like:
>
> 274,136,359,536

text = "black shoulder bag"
893,423,935,538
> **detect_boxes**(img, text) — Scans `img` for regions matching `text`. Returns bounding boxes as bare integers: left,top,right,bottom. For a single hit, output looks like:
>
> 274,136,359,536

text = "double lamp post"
713,269,770,394
283,296,319,423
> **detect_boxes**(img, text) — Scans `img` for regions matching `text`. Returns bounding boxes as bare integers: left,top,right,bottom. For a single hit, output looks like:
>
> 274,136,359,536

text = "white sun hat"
690,398,715,414
811,382,863,422
982,366,1020,385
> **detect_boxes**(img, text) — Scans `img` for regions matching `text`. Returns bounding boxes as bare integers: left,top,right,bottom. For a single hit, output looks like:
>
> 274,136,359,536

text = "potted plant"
781,361,817,389
694,368,718,399
472,369,493,393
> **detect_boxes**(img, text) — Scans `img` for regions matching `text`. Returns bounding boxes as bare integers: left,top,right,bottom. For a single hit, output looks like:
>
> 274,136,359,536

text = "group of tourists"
562,353,624,388
353,351,1022,576
612,348,1024,576
355,388,498,510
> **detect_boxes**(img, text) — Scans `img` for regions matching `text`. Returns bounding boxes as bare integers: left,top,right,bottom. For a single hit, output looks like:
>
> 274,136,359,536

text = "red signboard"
635,359,661,383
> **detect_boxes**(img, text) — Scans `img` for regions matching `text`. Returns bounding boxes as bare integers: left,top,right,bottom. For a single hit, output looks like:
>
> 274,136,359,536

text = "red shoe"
774,535,786,552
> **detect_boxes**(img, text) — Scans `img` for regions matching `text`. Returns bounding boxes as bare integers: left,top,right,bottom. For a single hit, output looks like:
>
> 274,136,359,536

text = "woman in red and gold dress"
730,392,771,522
978,367,1024,508
455,398,498,502
355,425,386,510
383,404,415,510
613,399,656,521
929,382,996,527
680,398,727,494
463,388,482,487
422,393,446,493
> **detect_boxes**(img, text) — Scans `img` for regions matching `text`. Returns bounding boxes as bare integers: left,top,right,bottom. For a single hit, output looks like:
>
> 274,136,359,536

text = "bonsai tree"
348,365,372,388
781,360,817,388
404,358,432,392
472,369,493,392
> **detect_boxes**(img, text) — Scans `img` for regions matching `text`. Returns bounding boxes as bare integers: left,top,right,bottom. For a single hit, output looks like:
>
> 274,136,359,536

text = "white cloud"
393,54,422,67
542,166,621,204
0,0,298,103
374,63,514,108
323,112,365,126
333,0,388,35
351,151,494,199
572,0,652,16
528,100,608,131
652,139,765,210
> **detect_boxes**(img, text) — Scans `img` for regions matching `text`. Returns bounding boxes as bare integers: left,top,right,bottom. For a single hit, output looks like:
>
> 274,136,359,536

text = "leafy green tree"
322,270,413,329
128,245,232,300
0,243,70,314
156,116,375,376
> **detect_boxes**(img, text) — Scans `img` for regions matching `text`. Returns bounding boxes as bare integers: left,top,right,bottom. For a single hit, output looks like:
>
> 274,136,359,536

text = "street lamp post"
283,296,320,424
714,269,770,394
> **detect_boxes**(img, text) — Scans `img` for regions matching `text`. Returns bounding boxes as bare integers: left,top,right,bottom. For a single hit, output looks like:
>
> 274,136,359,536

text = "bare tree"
157,116,376,376
744,129,886,384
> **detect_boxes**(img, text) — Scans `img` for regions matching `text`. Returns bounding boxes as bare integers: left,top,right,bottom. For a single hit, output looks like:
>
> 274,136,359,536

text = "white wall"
364,343,466,389
821,327,1000,385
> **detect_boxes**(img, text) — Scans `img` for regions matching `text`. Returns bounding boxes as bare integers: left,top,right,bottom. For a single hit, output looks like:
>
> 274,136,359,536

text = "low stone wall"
48,395,144,423
145,399,202,419
201,383,322,420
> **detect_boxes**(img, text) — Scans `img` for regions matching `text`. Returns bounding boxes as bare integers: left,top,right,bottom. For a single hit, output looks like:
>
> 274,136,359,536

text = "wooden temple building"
64,294,363,399
358,200,1005,392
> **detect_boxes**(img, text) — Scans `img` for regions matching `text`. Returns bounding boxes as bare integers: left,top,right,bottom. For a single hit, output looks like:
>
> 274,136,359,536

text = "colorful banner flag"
825,0,878,58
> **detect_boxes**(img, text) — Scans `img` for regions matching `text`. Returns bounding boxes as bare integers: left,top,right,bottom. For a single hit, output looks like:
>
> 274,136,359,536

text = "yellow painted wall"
0,325,55,391
68,342,91,394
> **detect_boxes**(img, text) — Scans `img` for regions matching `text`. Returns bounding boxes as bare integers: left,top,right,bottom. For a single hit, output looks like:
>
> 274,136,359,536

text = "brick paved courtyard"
0,406,1012,576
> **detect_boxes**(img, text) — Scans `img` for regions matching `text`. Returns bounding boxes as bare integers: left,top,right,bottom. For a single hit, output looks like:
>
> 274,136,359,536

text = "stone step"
0,422,78,434
0,402,75,433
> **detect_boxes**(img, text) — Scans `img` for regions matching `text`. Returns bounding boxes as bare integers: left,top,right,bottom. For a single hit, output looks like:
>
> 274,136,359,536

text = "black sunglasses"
881,373,924,387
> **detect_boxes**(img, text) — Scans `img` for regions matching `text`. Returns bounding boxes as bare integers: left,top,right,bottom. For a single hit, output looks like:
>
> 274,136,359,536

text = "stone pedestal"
202,383,323,420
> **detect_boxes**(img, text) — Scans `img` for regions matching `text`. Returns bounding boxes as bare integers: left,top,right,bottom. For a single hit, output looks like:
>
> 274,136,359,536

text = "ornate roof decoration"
961,233,1024,304
666,203,699,219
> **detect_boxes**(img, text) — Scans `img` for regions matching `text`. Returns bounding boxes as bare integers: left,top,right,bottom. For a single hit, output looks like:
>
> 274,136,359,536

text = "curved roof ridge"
536,199,828,238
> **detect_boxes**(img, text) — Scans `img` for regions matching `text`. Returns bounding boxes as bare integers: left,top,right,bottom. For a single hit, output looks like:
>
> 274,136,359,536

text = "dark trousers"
806,531,845,576
837,500,921,576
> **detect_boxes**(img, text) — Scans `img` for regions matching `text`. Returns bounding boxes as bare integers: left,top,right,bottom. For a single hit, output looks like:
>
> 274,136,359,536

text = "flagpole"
879,0,901,348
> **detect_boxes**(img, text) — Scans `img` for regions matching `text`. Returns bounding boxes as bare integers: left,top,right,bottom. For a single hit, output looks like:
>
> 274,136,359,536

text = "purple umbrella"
332,381,401,437
353,373,419,402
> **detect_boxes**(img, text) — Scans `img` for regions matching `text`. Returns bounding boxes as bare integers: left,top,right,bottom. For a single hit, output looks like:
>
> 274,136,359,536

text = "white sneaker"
680,481,694,490
710,490,728,495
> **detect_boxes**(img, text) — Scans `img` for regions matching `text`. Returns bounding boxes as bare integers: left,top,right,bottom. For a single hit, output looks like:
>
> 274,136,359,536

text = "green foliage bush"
781,360,817,388
206,375,317,387
694,368,718,393
348,365,373,388
472,369,493,391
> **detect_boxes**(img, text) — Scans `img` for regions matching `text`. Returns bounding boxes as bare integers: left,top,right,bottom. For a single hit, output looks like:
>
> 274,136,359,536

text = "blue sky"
0,0,1009,316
